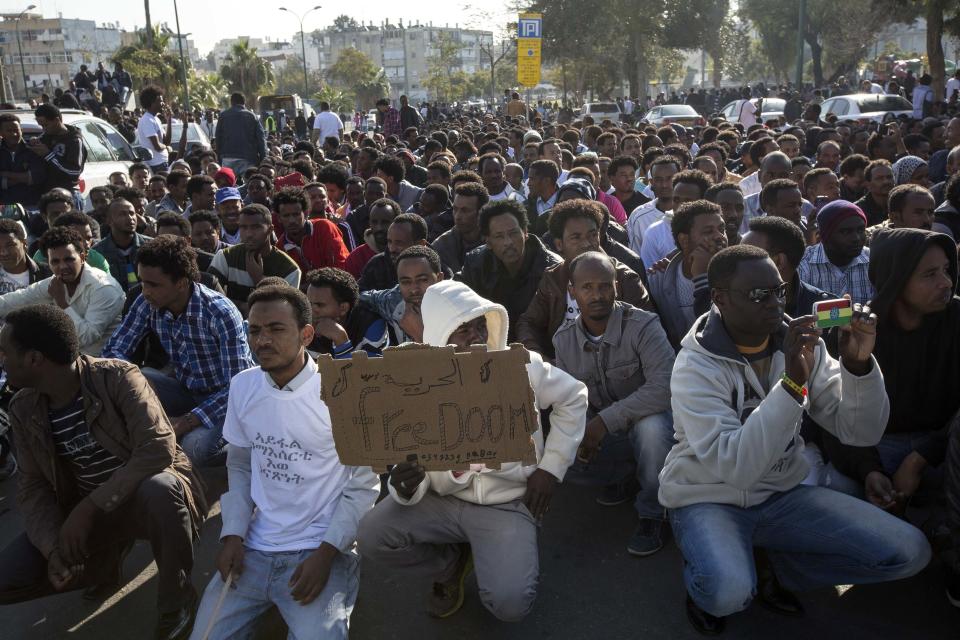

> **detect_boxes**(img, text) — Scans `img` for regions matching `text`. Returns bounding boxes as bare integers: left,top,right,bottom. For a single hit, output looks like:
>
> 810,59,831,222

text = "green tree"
892,0,960,100
326,47,391,109
424,33,464,101
273,55,324,96
111,26,183,96
330,15,361,32
188,71,229,109
220,40,275,106
313,85,354,113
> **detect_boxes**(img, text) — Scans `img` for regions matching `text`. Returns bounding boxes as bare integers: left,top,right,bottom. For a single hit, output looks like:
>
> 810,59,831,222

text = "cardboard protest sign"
317,344,540,472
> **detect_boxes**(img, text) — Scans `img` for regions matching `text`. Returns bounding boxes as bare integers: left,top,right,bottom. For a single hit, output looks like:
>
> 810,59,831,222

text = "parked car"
582,102,622,123
169,121,213,157
819,93,913,124
642,104,706,128
719,98,786,125
7,108,150,209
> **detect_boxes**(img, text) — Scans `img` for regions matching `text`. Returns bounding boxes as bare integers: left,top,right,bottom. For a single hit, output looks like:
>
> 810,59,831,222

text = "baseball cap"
215,187,242,205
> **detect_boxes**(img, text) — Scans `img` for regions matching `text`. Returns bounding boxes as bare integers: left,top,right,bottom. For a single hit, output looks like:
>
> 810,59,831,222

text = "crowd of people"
0,72,958,639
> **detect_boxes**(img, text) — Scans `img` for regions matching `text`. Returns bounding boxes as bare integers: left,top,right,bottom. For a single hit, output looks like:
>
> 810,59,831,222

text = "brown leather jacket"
516,257,653,360
10,356,207,558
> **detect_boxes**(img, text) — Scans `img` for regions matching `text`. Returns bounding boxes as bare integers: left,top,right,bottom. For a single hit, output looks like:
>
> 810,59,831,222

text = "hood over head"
421,280,509,350
868,227,957,320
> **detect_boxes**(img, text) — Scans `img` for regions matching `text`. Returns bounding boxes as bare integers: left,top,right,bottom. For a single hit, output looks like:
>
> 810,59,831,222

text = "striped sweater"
209,245,301,308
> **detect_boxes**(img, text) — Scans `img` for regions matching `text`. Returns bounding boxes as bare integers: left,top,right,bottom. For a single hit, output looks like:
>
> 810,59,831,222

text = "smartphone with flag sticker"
813,298,853,329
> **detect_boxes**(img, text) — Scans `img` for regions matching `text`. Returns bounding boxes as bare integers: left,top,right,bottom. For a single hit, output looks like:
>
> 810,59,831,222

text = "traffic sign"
517,13,542,88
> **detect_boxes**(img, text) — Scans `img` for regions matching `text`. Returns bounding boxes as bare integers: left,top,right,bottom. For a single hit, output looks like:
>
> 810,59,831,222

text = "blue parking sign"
518,17,542,38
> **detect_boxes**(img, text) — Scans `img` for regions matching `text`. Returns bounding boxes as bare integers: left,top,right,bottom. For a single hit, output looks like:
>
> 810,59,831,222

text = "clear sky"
10,1,516,53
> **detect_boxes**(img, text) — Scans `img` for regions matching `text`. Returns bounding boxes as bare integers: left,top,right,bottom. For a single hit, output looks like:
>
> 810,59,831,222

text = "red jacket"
344,243,376,278
277,219,349,273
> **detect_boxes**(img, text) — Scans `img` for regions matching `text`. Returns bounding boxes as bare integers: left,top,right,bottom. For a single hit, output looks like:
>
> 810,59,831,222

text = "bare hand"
523,468,557,522
837,297,876,375
577,416,607,463
58,498,97,565
48,277,69,309
289,545,336,605
47,549,82,592
689,240,719,277
865,471,902,511
245,250,265,284
398,303,424,343
647,257,671,275
389,460,425,499
782,315,819,388
170,414,199,438
313,318,349,346
29,139,51,156
216,535,245,582
891,452,925,502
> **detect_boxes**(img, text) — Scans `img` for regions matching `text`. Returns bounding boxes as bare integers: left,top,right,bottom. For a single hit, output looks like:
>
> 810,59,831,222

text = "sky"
8,1,517,54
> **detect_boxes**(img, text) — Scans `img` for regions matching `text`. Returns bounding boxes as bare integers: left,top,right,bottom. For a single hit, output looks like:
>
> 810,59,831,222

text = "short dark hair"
548,199,605,240
529,159,560,182
477,152,505,174
708,244,772,289
128,162,150,177
39,190,73,216
395,245,442,273
155,212,191,236
451,169,483,187
247,285,312,328
705,181,743,203
839,154,870,178
305,267,359,309
608,155,639,175
426,161,452,180
40,226,85,255
421,183,450,208
374,155,405,183
749,137,776,166
888,183,933,213
6,304,79,365
231,92,245,105
139,85,163,110
246,173,273,191
136,235,200,283
0,218,25,241
802,168,835,194
52,211,95,231
391,213,428,241
370,197,403,218
760,178,801,210
672,169,713,196
479,199,528,236
698,142,729,163
864,159,892,182
452,182,490,209
240,203,273,225
167,170,190,188
188,210,221,230
186,174,214,198
650,155,682,173
317,163,349,190
747,216,806,269
34,104,62,120
671,200,722,246
273,187,309,212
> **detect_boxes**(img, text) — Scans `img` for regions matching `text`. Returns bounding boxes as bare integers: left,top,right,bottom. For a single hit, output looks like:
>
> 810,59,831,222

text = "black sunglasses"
719,283,789,304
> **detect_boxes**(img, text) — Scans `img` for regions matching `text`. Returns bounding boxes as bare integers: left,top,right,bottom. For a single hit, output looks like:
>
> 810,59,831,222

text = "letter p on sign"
518,18,541,38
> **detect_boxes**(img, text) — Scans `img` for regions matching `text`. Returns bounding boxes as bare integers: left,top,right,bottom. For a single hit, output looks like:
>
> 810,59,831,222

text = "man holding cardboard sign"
355,280,587,621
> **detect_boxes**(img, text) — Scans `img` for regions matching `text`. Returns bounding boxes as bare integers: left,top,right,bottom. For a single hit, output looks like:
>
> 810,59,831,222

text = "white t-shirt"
0,268,30,295
912,85,933,119
312,111,343,143
737,100,758,127
564,292,580,324
136,112,167,167
947,77,960,100
640,214,677,269
223,365,351,552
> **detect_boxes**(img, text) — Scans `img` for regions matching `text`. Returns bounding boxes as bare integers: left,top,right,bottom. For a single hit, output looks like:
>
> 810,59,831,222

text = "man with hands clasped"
659,244,931,635
190,285,378,639
357,280,587,622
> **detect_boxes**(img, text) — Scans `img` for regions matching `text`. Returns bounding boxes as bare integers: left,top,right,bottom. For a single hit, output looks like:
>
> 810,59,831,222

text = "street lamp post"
279,6,322,101
172,0,191,111
14,5,36,101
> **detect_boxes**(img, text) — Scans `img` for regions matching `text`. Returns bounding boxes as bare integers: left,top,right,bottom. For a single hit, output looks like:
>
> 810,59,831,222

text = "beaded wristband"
781,373,808,397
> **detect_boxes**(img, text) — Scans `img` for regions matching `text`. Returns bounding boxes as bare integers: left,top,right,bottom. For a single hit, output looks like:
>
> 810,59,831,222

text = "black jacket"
38,125,86,191
0,140,47,207
457,235,562,341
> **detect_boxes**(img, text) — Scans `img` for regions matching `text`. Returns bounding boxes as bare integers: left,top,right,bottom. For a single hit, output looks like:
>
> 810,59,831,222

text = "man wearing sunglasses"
660,244,930,634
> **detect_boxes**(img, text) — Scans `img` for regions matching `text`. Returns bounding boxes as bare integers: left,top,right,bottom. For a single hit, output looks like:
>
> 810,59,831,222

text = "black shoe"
82,540,134,601
686,594,725,636
596,477,639,506
155,585,198,640
756,560,804,617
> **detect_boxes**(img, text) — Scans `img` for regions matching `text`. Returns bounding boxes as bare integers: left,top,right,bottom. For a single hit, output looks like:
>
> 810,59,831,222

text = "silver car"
819,93,913,124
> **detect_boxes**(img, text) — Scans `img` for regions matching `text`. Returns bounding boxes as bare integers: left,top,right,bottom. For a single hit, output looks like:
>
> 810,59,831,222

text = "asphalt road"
0,469,956,640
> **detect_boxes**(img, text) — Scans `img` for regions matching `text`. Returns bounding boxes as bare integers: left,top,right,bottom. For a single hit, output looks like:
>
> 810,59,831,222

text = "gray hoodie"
658,308,889,510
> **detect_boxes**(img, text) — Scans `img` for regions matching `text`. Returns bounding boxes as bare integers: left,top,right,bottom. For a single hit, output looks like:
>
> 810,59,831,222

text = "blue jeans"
189,548,359,640
142,367,225,467
876,432,944,490
671,485,931,617
566,411,674,521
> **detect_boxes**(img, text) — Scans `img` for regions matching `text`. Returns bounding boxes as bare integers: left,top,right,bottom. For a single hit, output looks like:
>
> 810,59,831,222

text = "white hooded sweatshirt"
388,280,588,507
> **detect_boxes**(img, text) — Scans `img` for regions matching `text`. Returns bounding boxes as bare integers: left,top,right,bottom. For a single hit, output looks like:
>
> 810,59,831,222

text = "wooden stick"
199,572,234,640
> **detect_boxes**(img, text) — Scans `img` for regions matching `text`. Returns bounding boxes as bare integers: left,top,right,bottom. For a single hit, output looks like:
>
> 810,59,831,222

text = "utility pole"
279,6,322,101
0,49,7,103
15,6,36,101
794,0,806,89
172,0,190,110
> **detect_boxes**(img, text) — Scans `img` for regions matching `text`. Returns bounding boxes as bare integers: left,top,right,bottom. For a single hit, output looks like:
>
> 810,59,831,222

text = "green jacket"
34,247,111,276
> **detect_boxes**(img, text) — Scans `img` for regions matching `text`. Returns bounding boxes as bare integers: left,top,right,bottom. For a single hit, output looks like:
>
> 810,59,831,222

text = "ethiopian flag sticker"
814,298,853,329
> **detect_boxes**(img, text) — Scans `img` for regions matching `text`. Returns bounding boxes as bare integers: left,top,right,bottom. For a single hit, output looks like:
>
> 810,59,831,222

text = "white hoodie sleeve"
526,351,588,481
805,347,889,447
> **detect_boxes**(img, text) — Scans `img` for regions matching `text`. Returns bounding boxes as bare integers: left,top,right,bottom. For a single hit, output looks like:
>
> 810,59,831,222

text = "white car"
641,104,706,128
819,93,913,124
582,101,621,123
169,121,213,157
11,108,149,206
719,98,786,125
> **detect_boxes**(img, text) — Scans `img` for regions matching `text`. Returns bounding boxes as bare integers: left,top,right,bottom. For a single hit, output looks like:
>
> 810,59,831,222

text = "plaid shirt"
797,243,875,305
382,107,402,138
102,283,254,430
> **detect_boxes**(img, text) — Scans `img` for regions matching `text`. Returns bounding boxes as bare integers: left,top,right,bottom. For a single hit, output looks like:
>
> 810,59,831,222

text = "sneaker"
627,518,664,556
947,571,960,609
596,477,639,506
428,543,474,619
0,452,16,481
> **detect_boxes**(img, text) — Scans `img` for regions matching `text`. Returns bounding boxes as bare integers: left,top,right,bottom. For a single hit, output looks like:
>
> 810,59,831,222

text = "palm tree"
111,27,182,97
144,0,153,48
220,41,274,106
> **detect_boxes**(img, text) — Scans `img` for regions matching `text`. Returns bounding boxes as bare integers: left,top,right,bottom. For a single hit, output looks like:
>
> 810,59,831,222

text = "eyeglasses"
718,283,789,304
